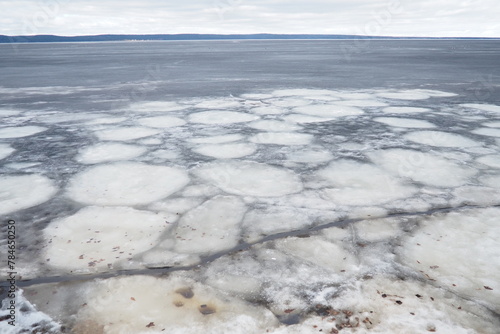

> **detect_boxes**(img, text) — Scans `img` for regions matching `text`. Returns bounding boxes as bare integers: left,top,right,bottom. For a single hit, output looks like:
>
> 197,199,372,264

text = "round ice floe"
335,100,388,107
477,154,500,168
187,134,244,144
374,117,436,128
482,121,500,128
37,113,106,124
243,208,312,242
240,93,274,100
271,89,336,97
189,111,258,124
193,142,256,159
398,208,500,313
174,196,246,254
67,163,189,206
0,144,14,160
194,98,241,109
73,275,278,333
247,120,302,132
0,175,57,215
129,101,188,112
0,109,22,116
76,143,147,164
480,174,500,189
137,115,186,128
472,128,500,137
317,160,417,206
461,103,500,113
250,106,285,115
415,89,457,97
369,149,476,187
377,90,430,100
94,126,161,141
194,161,303,197
269,98,311,107
382,106,431,114
43,206,169,271
86,117,127,125
293,104,363,118
282,114,334,123
404,131,480,147
286,149,333,163
0,126,47,138
250,132,313,145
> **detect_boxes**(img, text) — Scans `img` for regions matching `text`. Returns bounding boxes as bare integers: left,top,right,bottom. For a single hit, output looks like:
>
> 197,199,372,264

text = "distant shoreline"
1,33,499,44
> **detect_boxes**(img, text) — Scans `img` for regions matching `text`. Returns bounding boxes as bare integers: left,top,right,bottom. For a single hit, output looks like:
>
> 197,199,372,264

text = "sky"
0,0,499,37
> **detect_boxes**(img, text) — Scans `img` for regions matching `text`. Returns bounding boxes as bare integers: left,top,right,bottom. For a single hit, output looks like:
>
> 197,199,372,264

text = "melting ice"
1,88,500,334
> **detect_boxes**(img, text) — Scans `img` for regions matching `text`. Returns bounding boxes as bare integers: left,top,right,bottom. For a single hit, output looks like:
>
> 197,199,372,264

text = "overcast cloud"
0,0,498,37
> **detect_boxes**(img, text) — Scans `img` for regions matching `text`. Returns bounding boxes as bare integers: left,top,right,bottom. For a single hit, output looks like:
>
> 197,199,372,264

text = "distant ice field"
1,40,500,333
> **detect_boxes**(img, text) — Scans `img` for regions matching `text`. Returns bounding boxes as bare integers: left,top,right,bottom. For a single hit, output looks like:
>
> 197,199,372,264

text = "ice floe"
293,104,363,118
70,275,278,333
76,143,147,164
317,159,417,205
194,98,241,109
477,154,500,168
194,161,303,197
189,111,259,124
286,148,333,163
398,208,500,313
0,174,57,215
382,106,432,114
66,162,189,206
247,120,302,132
129,101,188,112
250,132,313,146
0,108,22,116
43,206,169,271
174,196,246,254
472,127,500,137
0,143,14,160
374,117,436,128
187,134,244,144
250,106,285,115
377,90,431,100
404,130,480,147
282,114,334,123
369,149,476,187
193,142,257,159
0,125,47,138
94,126,161,141
461,103,500,113
137,115,186,128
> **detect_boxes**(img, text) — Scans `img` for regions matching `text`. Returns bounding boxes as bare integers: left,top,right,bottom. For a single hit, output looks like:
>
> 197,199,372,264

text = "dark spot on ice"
198,304,216,315
396,300,403,305
146,322,155,328
381,294,387,298
173,301,184,307
176,287,194,299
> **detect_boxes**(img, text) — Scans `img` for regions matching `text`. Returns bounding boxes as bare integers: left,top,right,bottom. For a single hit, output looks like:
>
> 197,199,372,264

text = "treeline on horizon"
0,34,496,43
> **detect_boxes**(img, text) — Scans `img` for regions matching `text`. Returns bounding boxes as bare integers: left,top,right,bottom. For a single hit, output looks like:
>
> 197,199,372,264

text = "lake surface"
0,40,499,333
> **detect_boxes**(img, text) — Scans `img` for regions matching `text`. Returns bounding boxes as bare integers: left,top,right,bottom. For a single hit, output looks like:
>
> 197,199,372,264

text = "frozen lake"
1,40,500,333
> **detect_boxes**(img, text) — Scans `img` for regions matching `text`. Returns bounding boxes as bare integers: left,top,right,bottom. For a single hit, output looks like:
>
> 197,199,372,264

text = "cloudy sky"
0,0,499,37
